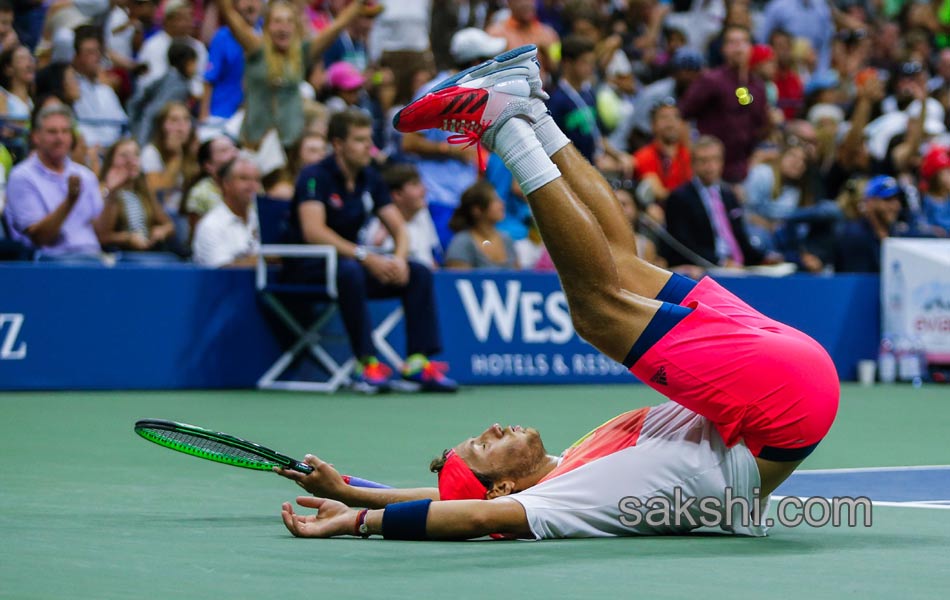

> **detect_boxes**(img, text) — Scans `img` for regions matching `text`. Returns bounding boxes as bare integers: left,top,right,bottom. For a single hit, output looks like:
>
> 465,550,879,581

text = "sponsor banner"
0,265,880,389
882,239,950,362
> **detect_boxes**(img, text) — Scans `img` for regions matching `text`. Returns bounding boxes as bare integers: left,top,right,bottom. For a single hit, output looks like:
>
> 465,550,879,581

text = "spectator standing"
201,0,263,122
679,25,770,183
213,0,367,149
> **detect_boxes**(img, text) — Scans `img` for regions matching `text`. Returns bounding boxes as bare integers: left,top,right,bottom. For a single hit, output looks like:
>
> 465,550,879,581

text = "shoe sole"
393,44,537,130
431,45,537,93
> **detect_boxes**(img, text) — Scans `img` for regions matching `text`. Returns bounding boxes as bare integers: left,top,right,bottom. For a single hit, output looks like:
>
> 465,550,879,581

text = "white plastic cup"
858,360,877,386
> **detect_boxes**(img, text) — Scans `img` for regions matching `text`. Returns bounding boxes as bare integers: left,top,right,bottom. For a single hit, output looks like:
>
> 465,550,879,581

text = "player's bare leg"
548,143,672,299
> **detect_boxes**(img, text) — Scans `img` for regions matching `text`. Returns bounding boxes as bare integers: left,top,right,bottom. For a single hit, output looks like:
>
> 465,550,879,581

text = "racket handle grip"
342,475,392,489
292,461,314,474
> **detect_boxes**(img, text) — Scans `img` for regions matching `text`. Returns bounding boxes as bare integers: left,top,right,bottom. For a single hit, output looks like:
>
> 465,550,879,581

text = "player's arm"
275,454,439,507
281,496,533,540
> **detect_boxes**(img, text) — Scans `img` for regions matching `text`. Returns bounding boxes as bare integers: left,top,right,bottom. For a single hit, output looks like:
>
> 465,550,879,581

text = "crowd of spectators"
1,0,950,278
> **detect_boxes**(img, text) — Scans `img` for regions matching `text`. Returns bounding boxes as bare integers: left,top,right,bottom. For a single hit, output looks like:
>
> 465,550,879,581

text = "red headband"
437,449,488,501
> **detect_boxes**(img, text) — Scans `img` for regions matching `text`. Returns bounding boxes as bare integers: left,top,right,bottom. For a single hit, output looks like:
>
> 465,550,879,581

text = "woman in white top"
0,44,35,159
140,101,198,216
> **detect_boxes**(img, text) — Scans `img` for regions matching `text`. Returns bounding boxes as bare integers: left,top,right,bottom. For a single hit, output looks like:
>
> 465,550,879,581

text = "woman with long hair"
139,101,197,253
95,138,176,254
141,101,198,215
213,0,370,149
0,44,35,160
444,181,519,270
742,142,810,250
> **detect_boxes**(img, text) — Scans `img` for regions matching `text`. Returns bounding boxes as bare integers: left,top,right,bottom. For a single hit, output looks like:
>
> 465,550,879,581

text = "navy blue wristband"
382,499,432,540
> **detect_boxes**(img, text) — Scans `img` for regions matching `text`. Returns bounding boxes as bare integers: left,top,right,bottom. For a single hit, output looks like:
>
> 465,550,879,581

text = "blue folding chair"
254,195,354,392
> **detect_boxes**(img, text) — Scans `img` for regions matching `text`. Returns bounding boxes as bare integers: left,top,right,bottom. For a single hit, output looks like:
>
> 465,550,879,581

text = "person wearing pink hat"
324,60,367,113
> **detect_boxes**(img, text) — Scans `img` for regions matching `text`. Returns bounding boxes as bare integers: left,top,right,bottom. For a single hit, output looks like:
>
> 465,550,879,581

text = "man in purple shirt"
4,104,105,259
678,25,770,183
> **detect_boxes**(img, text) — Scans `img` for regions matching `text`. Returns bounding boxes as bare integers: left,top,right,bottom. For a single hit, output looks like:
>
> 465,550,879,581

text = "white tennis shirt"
504,401,769,539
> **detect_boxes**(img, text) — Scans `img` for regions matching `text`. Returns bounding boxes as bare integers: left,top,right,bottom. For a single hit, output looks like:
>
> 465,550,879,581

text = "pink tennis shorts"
629,277,840,460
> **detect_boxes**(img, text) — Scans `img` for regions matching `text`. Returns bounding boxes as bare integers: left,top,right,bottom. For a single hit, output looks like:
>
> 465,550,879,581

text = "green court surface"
2,384,949,599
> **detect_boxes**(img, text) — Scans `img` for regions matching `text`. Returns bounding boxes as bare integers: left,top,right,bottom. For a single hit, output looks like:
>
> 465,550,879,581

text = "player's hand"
275,454,348,499
281,496,357,538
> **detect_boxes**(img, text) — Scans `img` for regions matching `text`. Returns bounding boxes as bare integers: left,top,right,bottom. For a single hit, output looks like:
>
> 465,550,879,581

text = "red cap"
749,44,775,69
920,146,950,180
437,449,488,501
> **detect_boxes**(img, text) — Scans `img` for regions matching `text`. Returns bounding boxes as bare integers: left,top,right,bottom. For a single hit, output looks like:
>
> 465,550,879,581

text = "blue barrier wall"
0,264,879,390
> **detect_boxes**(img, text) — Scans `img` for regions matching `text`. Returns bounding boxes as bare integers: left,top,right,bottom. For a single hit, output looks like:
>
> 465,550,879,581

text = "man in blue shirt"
547,35,601,163
286,109,456,393
202,0,262,121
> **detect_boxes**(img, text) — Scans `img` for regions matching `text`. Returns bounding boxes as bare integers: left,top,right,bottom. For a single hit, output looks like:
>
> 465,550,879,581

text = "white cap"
605,50,633,78
450,28,507,65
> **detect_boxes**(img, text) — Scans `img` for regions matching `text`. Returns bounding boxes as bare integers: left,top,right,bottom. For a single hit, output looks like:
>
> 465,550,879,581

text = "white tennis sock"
493,117,561,195
531,99,571,157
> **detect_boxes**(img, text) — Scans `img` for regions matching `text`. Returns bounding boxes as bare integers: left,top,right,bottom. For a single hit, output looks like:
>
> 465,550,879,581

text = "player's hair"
448,180,497,233
560,34,595,62
429,449,494,489
0,0,13,13
382,163,421,192
327,108,373,143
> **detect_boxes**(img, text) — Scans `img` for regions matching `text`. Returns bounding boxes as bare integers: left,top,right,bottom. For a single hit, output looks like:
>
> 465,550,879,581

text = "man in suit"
663,135,765,269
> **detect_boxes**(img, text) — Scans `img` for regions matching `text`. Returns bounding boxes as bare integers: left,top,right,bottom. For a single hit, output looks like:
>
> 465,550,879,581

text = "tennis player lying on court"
277,46,839,541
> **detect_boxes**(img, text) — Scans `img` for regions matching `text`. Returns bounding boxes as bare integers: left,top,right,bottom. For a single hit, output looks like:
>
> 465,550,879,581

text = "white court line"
795,465,950,475
770,496,950,510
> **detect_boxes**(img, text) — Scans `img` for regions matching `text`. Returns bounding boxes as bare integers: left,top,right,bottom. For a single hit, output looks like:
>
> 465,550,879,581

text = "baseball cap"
749,44,775,69
450,28,507,65
804,70,840,96
605,49,633,78
920,146,950,180
865,175,900,199
437,449,488,501
164,0,191,17
326,61,366,91
670,47,703,71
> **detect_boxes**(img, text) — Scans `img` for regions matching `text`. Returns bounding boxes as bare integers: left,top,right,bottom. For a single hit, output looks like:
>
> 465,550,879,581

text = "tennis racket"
134,419,390,488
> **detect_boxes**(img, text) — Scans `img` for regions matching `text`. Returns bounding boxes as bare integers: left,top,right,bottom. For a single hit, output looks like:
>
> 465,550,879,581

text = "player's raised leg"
393,51,670,363
430,45,678,300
